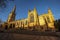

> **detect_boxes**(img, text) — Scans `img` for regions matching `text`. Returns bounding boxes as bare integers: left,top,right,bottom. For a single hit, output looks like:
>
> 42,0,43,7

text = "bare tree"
0,19,2,27
54,19,60,31
0,19,1,22
0,0,14,8
0,19,2,24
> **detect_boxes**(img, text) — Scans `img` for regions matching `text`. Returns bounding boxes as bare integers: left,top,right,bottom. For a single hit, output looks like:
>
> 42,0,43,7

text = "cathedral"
1,6,55,31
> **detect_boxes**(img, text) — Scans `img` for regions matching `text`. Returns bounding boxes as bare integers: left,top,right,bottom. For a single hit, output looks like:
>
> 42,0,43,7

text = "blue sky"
0,0,60,21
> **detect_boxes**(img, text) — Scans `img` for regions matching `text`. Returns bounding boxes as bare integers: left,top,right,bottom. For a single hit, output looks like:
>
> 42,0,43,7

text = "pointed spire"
48,8,52,14
11,5,16,13
34,7,38,15
34,7,37,11
7,5,16,22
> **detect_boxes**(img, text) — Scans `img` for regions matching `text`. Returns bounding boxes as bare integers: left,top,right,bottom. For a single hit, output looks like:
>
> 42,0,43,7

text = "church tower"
48,8,54,22
28,7,39,27
7,5,16,22
47,8,55,29
33,7,39,26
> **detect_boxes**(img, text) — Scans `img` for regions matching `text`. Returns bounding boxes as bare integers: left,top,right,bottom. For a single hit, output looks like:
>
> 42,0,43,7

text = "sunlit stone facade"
1,6,55,31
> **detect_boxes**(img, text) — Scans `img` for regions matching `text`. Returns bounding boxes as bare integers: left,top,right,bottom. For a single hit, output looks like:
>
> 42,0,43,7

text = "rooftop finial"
34,7,36,11
48,8,52,14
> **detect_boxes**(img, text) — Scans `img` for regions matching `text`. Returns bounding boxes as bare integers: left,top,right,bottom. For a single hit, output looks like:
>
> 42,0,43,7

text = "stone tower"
28,7,39,27
7,5,16,22
48,8,54,22
47,8,55,29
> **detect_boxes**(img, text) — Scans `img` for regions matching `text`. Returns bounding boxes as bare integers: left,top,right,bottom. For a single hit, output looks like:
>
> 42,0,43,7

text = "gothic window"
30,14,34,23
9,24,12,28
21,21,22,25
5,25,8,29
47,16,50,23
13,24,15,28
25,20,27,25
21,21,23,26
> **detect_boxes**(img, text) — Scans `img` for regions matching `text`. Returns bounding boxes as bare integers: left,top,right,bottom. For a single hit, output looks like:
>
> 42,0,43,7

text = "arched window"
47,16,50,23
25,20,27,25
21,21,22,25
13,24,15,28
30,14,34,23
5,25,8,29
9,24,12,28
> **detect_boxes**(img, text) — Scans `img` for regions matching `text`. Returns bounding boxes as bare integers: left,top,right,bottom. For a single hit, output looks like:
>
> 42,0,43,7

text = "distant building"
1,6,55,31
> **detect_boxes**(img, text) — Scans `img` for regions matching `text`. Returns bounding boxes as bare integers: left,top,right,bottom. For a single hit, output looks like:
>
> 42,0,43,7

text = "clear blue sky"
0,0,60,21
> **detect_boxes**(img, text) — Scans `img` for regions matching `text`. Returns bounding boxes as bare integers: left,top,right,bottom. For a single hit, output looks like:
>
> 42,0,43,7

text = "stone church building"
1,6,55,31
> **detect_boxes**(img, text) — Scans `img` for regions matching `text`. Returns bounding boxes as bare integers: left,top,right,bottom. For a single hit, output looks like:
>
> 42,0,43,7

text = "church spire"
48,8,52,14
34,7,37,12
34,7,38,15
7,5,16,22
11,5,16,13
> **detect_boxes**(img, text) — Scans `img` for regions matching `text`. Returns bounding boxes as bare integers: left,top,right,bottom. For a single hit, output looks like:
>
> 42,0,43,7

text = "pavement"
0,32,60,40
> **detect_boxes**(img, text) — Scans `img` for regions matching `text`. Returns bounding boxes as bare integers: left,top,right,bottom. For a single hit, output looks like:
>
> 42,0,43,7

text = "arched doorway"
13,24,15,28
5,25,8,30
9,24,15,29
9,24,12,29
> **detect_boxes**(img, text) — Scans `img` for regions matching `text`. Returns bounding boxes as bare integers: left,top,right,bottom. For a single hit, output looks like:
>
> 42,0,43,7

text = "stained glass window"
30,14,34,22
47,16,50,23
